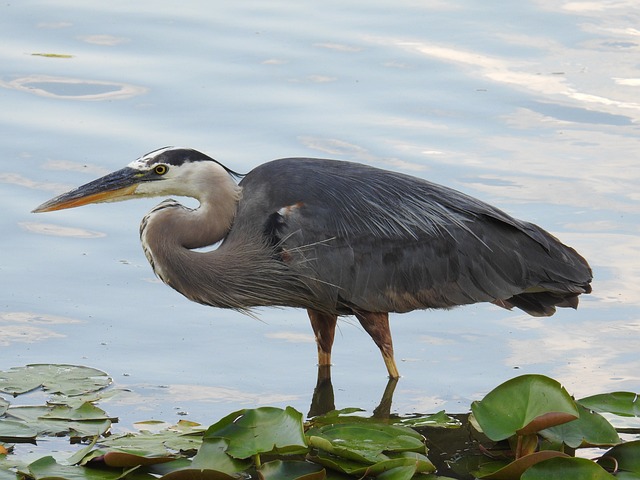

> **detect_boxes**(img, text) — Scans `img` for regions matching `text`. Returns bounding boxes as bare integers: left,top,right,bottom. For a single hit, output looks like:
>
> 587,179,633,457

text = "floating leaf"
42,402,116,421
203,407,307,459
540,403,620,448
0,420,37,441
475,451,569,479
307,422,425,464
307,408,369,428
0,364,111,396
578,392,640,417
49,388,128,408
307,449,372,475
597,440,640,475
310,450,434,478
520,456,616,479
99,424,203,457
5,405,111,438
0,467,18,480
471,375,579,441
397,411,461,428
159,469,237,480
376,464,417,480
0,397,9,416
258,459,325,480
191,437,251,474
31,53,74,58
366,452,435,476
28,455,125,480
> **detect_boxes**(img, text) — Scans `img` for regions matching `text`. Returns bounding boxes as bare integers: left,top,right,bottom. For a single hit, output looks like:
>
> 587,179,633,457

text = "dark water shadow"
306,365,480,479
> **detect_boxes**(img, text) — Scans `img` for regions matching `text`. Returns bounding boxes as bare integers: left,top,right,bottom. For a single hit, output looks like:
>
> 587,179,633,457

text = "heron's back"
233,158,592,316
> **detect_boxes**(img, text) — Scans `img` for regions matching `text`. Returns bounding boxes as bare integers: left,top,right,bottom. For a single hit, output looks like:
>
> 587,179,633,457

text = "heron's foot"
383,353,400,379
317,350,332,367
308,308,338,367
354,311,400,378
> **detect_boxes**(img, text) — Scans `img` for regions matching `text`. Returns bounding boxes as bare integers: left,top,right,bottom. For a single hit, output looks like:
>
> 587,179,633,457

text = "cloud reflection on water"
0,312,82,346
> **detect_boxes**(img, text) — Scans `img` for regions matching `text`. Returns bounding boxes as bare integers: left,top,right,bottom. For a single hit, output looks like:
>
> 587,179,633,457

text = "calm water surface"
1,0,639,435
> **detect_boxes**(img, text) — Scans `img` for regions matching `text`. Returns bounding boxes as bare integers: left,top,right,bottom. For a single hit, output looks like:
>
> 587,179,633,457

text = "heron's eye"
154,164,168,175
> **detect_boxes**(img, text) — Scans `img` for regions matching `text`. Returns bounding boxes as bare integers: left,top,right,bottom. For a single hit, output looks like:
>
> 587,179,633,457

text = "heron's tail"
493,233,593,317
494,284,591,317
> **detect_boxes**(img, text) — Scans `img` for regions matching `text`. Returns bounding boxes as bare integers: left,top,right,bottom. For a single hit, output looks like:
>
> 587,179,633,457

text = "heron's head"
33,147,243,213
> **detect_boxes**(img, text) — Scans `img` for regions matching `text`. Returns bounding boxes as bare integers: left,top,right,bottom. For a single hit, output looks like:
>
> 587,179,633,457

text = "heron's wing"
238,158,591,315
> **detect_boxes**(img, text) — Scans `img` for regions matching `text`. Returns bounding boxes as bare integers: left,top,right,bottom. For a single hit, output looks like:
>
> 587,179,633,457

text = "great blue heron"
34,147,592,378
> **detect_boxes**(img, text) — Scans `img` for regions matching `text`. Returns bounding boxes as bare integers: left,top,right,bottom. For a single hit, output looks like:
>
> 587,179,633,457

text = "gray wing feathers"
238,158,591,315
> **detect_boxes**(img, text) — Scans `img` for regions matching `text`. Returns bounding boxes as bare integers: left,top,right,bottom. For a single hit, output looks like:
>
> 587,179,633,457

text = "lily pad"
5,405,112,439
159,469,237,480
307,422,425,464
397,411,461,428
99,423,204,457
42,402,117,421
0,364,111,396
258,459,325,480
0,397,9,416
0,420,38,441
578,392,640,417
27,456,128,480
307,449,374,475
520,456,616,479
203,407,307,459
597,440,640,474
191,437,251,474
474,451,569,479
540,403,620,448
471,375,579,441
376,464,418,480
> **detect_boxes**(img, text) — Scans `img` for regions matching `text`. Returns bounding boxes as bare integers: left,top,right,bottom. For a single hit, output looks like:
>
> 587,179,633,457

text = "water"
1,0,639,433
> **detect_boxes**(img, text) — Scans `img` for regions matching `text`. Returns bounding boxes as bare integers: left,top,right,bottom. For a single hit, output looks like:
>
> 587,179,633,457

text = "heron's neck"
140,173,242,275
140,180,311,311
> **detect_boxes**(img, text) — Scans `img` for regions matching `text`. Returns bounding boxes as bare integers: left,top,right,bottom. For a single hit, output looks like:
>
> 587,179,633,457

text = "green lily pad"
307,422,425,464
0,420,37,441
48,388,128,408
307,449,373,475
159,469,237,480
366,452,435,476
0,397,9,416
471,375,579,441
5,405,112,439
597,440,640,474
578,392,640,417
203,407,307,459
258,459,325,480
0,364,111,396
540,403,620,448
42,402,116,421
474,451,569,479
191,437,252,474
376,464,417,480
397,411,461,428
99,423,204,457
0,468,18,480
520,456,616,480
308,408,461,430
311,449,434,478
27,456,126,480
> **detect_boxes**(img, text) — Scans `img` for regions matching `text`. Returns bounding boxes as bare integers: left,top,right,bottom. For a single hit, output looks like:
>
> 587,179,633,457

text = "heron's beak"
32,167,143,213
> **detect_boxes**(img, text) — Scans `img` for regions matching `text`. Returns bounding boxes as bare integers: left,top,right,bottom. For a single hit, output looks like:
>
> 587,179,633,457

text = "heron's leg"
307,309,338,366
354,311,400,378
